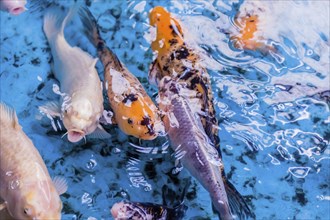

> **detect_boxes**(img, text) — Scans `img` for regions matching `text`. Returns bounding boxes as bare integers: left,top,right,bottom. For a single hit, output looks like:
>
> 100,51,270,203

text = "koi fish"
111,185,187,220
149,7,253,219
230,13,275,53
157,77,252,220
0,0,27,15
78,7,164,140
149,6,219,148
40,5,110,143
111,200,186,220
0,102,67,219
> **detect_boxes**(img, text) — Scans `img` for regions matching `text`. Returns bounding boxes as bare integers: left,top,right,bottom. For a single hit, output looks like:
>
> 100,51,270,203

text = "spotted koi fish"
149,6,220,148
111,200,187,220
79,7,164,140
149,7,253,220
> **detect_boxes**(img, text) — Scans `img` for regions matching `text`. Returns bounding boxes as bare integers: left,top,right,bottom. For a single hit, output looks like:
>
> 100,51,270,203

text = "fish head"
63,98,100,142
149,6,184,55
6,182,62,220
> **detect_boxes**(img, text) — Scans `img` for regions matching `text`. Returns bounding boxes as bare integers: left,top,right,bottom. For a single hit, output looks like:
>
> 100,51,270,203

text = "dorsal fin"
0,102,20,130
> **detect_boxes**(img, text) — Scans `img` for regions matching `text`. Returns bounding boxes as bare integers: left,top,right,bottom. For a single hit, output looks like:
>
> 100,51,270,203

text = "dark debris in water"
292,188,308,206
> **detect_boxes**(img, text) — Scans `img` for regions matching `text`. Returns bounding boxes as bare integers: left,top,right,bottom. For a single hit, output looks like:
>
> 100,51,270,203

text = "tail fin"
77,6,100,48
43,4,80,41
78,6,122,69
225,179,255,220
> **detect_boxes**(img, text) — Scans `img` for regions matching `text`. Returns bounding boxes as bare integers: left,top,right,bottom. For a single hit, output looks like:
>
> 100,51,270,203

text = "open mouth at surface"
67,129,85,143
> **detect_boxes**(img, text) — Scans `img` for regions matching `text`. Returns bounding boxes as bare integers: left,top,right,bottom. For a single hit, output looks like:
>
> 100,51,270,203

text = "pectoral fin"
0,202,6,211
0,102,20,130
88,124,111,139
148,60,163,86
39,101,62,118
52,176,68,195
224,179,255,220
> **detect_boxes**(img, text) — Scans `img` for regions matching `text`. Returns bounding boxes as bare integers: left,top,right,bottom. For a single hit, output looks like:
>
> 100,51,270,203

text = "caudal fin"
78,6,122,68
224,179,255,220
77,6,100,47
43,4,80,42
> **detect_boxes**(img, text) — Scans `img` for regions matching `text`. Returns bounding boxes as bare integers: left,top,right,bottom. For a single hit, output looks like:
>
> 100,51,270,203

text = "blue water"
1,0,329,219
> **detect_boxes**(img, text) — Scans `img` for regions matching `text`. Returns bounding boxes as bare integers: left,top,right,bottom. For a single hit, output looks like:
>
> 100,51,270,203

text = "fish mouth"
67,129,85,143
10,7,26,15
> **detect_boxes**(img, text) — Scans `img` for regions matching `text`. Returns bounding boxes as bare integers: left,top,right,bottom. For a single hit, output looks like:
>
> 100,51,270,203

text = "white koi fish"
40,5,110,143
0,102,67,219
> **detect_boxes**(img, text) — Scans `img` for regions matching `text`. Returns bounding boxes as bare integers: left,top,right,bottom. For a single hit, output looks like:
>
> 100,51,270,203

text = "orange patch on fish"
150,6,184,56
231,14,265,50
110,93,159,140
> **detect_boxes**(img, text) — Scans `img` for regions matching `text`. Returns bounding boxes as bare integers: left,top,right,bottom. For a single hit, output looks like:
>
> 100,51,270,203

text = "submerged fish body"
111,200,187,220
41,5,108,143
149,7,253,219
149,6,219,148
0,103,66,220
158,77,235,219
78,7,164,140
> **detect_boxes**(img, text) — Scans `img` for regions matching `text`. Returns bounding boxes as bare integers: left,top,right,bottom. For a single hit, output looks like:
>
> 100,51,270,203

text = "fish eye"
23,207,31,215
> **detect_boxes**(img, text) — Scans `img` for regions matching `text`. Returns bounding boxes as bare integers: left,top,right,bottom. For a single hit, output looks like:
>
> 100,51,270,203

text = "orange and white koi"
149,6,219,148
0,102,67,220
40,5,110,143
78,7,164,140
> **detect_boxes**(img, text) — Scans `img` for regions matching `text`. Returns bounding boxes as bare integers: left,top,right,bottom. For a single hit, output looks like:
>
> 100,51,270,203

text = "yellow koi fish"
149,7,253,219
78,7,164,140
40,5,110,143
0,102,67,219
149,6,220,148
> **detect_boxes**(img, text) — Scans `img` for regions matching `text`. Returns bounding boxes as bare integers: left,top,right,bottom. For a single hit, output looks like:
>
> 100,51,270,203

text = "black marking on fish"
97,42,105,51
179,69,196,81
169,82,179,94
140,116,155,136
170,53,175,60
175,47,190,60
123,93,138,104
169,38,178,46
189,76,201,89
163,65,169,72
